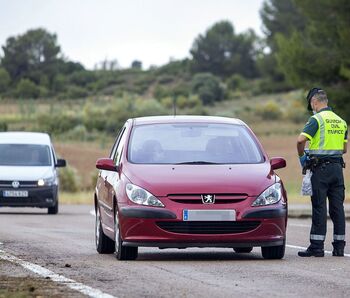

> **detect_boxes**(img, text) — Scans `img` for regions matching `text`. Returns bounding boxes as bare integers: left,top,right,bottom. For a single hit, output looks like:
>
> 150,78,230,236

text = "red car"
94,116,287,260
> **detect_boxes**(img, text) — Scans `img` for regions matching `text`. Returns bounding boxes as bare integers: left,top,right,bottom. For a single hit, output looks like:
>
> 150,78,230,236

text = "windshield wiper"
175,161,219,165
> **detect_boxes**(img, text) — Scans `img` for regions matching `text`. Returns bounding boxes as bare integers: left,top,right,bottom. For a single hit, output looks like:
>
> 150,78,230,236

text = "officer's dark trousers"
310,162,346,249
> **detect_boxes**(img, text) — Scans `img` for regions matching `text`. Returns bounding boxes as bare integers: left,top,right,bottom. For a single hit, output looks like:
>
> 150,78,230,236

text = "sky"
0,0,264,69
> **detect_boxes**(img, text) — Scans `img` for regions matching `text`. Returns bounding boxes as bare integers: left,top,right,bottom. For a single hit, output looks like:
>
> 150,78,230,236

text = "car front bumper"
119,204,287,248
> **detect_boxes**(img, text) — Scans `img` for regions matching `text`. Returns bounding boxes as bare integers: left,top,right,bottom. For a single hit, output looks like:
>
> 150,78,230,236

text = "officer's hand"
299,154,309,167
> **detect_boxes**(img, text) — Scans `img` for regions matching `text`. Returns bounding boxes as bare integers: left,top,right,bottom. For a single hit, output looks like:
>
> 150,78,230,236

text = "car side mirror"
55,159,66,168
96,158,119,172
270,157,286,170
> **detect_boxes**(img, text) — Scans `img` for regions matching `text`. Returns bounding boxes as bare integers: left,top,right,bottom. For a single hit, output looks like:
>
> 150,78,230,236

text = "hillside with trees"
0,0,349,120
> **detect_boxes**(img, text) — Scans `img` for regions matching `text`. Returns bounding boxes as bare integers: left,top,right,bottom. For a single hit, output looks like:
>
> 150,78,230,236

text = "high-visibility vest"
309,110,347,156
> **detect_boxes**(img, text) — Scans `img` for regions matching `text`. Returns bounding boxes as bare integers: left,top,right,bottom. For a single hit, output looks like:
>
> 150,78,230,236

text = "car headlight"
126,183,164,207
38,177,57,187
252,183,282,207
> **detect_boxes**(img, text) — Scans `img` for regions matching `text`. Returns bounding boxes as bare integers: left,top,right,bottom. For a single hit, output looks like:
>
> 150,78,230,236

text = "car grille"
0,180,38,188
156,221,260,234
167,194,247,204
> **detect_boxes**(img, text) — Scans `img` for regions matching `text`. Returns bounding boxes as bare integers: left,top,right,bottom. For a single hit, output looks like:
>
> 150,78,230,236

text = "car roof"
132,115,246,126
0,132,51,145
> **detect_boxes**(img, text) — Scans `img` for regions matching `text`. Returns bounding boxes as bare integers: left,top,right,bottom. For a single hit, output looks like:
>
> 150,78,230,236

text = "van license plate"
3,190,28,197
183,210,236,221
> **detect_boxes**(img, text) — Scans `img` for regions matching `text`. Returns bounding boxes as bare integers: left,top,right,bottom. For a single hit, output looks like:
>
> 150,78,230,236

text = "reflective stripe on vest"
309,111,347,156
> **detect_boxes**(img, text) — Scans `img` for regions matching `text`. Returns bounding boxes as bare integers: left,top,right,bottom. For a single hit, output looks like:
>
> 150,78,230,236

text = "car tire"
114,209,138,260
95,206,115,254
233,247,253,253
261,241,285,259
48,201,58,215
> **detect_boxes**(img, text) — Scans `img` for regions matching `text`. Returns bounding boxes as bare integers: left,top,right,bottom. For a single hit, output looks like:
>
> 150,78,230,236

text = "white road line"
289,224,310,228
0,249,116,298
286,244,350,257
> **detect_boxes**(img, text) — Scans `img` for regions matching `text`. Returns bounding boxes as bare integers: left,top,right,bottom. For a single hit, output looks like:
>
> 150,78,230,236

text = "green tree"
0,68,11,93
1,28,61,85
275,0,350,119
190,21,258,78
259,0,306,89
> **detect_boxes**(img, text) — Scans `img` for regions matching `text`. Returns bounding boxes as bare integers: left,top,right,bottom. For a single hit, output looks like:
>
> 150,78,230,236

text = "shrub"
0,68,11,93
285,99,309,123
15,79,40,98
256,100,282,120
37,112,81,134
227,74,247,91
0,121,8,131
191,73,224,105
59,165,80,192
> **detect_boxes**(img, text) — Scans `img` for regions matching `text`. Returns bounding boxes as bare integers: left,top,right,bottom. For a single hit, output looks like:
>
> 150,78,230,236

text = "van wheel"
261,242,285,259
114,210,138,260
95,206,115,254
48,201,58,214
233,247,253,253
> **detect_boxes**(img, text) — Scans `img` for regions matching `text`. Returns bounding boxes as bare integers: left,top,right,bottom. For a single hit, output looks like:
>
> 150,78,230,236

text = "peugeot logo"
12,181,20,188
201,194,215,204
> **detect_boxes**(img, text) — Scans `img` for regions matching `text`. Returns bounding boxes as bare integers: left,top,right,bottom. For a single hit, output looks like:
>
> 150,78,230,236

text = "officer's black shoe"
298,248,324,257
332,241,346,257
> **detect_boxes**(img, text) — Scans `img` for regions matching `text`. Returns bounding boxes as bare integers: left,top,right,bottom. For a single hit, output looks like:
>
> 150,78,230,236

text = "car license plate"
3,190,29,197
183,209,236,221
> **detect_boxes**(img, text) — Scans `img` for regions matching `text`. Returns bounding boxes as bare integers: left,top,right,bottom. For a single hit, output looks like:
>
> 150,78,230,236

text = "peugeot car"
0,132,66,214
94,116,287,260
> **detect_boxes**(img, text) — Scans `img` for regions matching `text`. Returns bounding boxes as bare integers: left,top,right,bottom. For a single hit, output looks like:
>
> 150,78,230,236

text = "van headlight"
252,183,282,206
38,177,57,187
126,183,164,207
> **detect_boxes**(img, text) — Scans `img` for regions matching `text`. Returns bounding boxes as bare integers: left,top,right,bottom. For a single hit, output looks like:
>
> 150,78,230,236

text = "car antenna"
172,96,176,117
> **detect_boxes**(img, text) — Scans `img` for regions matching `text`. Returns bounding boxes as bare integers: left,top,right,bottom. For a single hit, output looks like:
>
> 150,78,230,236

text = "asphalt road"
0,205,350,298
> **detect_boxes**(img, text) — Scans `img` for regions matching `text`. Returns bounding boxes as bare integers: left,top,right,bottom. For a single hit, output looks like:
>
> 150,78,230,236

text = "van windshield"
128,123,263,164
0,144,52,166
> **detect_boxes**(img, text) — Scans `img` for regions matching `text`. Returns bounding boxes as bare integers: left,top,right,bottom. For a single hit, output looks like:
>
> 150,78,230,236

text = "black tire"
114,209,138,260
233,247,253,253
261,242,285,259
95,206,115,254
48,201,58,214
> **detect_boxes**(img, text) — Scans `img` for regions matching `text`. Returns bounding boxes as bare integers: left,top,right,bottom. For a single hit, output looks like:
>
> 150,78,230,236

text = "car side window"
113,129,128,165
110,127,125,159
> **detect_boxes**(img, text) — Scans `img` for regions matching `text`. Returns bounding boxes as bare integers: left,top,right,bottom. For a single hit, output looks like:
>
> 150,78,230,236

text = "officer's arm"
297,135,308,156
344,143,347,154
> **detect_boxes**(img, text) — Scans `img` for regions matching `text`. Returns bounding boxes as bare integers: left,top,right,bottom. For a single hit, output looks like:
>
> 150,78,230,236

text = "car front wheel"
261,241,285,259
95,206,115,254
114,209,138,260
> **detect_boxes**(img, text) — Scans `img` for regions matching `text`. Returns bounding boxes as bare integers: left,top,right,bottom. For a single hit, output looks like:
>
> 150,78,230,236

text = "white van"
0,132,66,214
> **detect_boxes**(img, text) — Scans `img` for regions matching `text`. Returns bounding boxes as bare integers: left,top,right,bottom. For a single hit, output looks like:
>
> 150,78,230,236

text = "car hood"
123,162,276,197
0,166,53,181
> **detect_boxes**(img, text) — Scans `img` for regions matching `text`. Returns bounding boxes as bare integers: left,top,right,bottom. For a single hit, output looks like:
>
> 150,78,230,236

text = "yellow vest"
309,110,347,156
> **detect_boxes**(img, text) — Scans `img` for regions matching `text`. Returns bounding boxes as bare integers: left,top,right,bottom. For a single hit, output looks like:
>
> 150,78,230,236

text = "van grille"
0,180,38,188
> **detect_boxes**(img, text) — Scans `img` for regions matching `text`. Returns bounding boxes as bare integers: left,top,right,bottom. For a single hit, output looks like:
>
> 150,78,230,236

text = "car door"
100,125,128,230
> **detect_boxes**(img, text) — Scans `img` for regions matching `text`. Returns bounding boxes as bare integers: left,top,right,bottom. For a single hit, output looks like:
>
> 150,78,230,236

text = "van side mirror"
270,157,286,170
96,158,119,172
55,159,66,167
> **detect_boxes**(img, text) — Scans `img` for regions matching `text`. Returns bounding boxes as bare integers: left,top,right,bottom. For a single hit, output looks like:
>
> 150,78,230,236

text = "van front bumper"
0,186,58,208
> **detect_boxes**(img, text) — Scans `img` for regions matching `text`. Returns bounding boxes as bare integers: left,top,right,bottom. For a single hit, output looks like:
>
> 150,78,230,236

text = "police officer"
297,88,348,257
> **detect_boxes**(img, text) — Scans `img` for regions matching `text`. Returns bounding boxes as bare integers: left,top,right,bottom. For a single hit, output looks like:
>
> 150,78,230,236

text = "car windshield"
128,123,263,164
0,144,52,166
